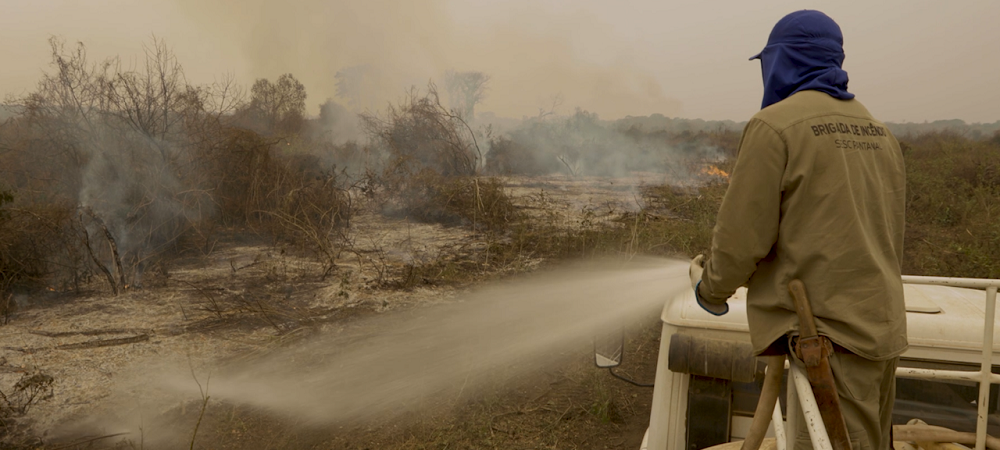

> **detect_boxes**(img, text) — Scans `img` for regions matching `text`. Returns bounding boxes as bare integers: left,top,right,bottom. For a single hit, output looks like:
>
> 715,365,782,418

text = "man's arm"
698,118,787,305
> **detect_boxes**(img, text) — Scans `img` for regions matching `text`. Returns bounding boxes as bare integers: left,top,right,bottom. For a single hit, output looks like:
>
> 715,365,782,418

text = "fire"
702,165,730,179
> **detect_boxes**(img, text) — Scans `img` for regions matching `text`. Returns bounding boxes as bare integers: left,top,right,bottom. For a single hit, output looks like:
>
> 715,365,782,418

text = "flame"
702,165,730,179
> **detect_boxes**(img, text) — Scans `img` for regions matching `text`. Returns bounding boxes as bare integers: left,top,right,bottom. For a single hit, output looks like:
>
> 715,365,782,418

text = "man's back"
690,10,907,450
700,90,907,360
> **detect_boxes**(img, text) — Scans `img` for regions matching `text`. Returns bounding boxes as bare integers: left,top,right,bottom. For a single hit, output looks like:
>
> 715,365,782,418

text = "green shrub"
901,132,1000,278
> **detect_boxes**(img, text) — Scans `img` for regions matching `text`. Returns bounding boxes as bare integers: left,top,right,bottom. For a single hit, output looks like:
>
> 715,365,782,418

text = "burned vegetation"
0,37,743,448
0,37,738,304
0,36,997,449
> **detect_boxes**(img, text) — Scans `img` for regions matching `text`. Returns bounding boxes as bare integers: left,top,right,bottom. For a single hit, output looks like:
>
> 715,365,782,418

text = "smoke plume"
172,0,683,119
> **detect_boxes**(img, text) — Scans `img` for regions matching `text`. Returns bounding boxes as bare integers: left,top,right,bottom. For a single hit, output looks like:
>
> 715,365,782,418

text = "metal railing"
780,276,1000,450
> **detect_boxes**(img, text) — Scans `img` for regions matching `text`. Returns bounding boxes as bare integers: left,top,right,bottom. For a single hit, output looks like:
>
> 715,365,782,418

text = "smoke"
486,109,736,178
18,37,215,287
317,99,362,145
171,0,683,119
77,130,201,274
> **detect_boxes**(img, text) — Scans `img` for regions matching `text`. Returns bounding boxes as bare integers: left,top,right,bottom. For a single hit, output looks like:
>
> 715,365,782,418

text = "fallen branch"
55,334,149,350
29,328,151,338
48,433,129,450
0,365,28,374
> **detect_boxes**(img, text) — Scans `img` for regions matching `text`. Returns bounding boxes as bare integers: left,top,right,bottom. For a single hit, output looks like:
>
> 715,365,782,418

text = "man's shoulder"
751,90,879,133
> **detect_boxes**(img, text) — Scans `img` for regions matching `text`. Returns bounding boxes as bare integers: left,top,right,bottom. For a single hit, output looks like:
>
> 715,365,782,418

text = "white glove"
689,254,705,290
689,254,728,316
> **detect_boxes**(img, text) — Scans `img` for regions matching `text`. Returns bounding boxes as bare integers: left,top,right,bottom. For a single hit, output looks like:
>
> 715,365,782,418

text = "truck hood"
661,282,994,364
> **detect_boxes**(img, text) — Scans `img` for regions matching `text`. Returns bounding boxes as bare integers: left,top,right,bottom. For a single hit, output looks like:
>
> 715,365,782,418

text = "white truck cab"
623,277,1000,450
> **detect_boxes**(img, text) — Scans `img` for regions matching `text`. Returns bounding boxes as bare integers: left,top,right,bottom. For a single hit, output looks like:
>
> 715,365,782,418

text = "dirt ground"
0,175,667,449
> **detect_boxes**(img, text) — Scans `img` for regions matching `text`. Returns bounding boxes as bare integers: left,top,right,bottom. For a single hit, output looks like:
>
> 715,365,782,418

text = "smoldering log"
78,211,119,296
82,207,127,292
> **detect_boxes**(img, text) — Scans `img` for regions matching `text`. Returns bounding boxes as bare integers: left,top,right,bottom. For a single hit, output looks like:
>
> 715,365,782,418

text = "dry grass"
485,179,728,271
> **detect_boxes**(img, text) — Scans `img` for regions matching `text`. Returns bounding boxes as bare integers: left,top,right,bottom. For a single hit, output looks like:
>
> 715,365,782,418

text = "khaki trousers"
788,348,898,450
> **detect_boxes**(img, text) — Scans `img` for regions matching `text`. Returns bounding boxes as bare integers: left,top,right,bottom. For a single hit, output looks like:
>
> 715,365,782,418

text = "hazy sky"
2,0,998,123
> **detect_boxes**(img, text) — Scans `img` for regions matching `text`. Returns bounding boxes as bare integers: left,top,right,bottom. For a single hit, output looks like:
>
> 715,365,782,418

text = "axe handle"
789,279,819,338
788,279,853,450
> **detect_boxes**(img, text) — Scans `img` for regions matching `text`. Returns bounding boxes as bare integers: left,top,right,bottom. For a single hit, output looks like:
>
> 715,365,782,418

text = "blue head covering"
750,10,854,109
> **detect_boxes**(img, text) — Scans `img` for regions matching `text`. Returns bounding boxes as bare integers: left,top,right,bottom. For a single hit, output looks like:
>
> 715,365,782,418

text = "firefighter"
687,10,906,450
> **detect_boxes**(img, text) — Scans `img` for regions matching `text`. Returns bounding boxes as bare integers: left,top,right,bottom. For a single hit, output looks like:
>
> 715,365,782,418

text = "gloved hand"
689,254,728,316
689,254,704,290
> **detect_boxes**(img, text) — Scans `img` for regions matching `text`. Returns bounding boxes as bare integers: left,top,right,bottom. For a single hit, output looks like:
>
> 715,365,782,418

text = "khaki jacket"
699,90,907,360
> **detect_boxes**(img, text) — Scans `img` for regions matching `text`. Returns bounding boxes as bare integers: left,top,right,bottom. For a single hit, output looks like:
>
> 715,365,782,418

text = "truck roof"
662,282,995,365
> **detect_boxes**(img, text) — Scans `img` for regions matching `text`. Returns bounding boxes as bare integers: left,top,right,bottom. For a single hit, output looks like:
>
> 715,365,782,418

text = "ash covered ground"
0,173,714,449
